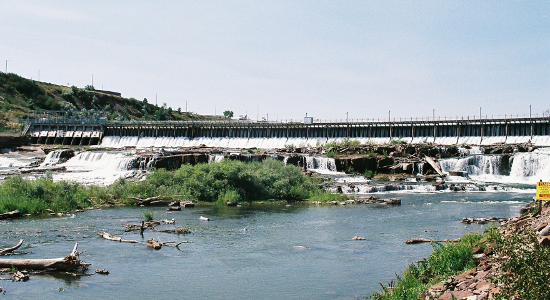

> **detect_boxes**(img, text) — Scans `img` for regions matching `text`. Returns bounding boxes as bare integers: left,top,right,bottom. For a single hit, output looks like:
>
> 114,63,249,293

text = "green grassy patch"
368,232,483,300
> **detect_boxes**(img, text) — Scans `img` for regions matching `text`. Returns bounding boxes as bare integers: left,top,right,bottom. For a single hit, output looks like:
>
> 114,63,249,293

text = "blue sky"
1,1,548,121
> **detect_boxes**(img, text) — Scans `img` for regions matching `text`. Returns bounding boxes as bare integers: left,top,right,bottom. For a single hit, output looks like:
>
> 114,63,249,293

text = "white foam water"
440,148,550,184
305,156,341,174
52,151,148,185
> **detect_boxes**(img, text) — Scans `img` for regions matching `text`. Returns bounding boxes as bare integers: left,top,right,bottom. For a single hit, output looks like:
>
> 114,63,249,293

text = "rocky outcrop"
425,200,550,299
0,136,30,150
154,153,208,169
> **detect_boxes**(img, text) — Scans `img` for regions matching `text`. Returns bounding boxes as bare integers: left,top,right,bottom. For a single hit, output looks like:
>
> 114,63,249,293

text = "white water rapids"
1,145,549,192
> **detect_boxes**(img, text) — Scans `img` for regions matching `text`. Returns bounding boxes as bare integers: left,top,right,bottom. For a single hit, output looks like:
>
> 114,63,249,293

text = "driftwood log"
0,239,24,255
129,196,172,206
146,238,162,249
153,228,192,234
0,209,22,220
406,238,461,244
96,232,139,243
0,243,87,271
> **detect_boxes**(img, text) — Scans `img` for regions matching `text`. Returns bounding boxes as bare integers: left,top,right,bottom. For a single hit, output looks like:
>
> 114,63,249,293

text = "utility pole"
529,104,533,139
5,60,9,73
346,112,348,123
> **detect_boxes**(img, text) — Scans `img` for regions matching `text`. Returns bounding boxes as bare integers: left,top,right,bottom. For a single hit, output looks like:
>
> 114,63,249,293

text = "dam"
24,111,550,147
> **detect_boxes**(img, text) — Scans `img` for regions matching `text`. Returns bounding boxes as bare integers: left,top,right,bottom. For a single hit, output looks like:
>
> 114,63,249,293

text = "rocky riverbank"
424,200,550,300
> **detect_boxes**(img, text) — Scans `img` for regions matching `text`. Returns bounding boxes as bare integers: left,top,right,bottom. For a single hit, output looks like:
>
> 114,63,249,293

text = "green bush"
143,210,154,221
368,232,482,300
490,227,550,300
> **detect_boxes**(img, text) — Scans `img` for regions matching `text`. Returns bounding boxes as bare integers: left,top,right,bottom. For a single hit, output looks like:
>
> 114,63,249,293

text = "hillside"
0,72,220,134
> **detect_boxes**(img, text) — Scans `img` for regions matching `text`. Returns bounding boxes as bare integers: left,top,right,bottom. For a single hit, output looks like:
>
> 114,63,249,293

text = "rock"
11,271,29,282
384,198,401,205
473,253,486,262
352,236,365,240
539,224,550,236
167,206,181,211
471,246,484,254
438,290,474,300
462,218,473,224
538,236,550,246
199,216,210,221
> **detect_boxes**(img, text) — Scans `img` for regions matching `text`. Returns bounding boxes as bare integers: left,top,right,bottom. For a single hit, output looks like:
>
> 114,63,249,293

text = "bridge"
24,111,550,146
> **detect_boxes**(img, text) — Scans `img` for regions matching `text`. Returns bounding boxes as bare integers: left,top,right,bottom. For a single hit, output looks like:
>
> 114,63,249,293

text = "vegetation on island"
0,72,220,134
0,158,339,215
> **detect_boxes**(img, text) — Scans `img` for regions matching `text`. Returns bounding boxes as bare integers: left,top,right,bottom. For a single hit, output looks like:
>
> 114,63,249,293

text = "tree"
223,110,234,119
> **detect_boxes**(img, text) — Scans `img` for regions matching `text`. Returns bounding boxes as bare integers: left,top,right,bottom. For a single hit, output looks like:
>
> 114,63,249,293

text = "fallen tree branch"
146,238,162,249
96,232,139,243
0,243,88,271
152,227,192,234
406,238,461,244
175,241,193,250
0,239,24,256
0,209,22,220
129,196,172,206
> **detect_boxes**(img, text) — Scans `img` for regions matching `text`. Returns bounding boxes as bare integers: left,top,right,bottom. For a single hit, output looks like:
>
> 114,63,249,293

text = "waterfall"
440,155,505,177
509,149,550,182
305,156,339,174
440,148,550,183
208,154,225,163
40,150,63,167
53,151,151,185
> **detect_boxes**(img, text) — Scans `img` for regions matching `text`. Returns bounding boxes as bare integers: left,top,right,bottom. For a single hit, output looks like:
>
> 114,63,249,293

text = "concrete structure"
24,111,550,146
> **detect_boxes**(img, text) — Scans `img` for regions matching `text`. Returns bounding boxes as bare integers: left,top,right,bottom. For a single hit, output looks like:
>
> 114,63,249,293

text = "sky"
1,1,549,121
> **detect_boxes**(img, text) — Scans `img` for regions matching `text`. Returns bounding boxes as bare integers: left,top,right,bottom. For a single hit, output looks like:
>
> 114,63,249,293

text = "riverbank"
368,200,550,299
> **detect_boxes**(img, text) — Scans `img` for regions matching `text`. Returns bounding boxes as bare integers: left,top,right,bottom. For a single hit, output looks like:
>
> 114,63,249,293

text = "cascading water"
305,156,339,174
40,150,63,167
208,154,225,163
52,151,153,185
440,155,506,177
440,148,550,184
508,149,550,182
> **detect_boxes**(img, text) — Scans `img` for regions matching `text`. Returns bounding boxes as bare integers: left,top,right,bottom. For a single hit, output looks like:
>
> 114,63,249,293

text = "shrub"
490,227,550,300
368,232,482,300
143,211,154,221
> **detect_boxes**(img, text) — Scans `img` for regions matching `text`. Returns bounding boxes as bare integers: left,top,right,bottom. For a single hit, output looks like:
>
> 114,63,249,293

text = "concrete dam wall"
27,116,550,147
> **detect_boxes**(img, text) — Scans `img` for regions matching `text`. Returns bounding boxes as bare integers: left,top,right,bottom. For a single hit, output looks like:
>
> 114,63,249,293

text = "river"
0,144,546,299
1,192,526,299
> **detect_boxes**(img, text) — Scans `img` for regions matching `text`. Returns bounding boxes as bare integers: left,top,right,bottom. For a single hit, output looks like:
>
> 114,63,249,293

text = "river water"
0,144,546,299
1,192,526,299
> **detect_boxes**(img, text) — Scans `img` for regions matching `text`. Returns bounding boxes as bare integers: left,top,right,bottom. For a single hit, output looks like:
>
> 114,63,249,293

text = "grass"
143,211,155,221
367,231,483,300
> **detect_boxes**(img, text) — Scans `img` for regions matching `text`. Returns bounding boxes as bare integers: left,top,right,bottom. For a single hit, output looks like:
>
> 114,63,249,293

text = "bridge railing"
105,115,549,126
